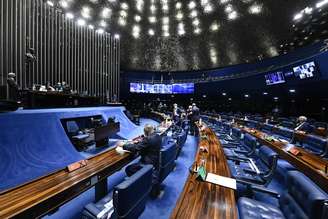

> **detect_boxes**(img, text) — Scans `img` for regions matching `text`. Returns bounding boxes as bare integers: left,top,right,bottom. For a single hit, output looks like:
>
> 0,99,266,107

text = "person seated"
6,72,19,101
294,116,312,133
46,81,55,91
116,124,162,196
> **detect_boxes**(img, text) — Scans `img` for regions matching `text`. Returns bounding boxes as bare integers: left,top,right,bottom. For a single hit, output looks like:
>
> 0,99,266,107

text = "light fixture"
96,28,104,34
47,1,54,7
316,0,328,8
88,24,94,29
148,29,155,36
263,92,268,95
289,89,296,93
66,13,74,19
77,19,86,26
114,34,120,39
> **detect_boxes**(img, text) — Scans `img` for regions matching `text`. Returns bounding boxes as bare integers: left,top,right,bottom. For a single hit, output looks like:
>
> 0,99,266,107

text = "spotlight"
66,13,74,19
77,19,86,26
289,89,296,93
114,34,120,39
47,1,54,7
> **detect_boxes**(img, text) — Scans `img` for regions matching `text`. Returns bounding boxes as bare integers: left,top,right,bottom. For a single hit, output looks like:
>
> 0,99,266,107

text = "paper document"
205,173,237,190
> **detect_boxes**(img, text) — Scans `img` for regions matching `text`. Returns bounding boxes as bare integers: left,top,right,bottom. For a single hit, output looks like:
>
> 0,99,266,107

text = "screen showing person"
293,61,316,79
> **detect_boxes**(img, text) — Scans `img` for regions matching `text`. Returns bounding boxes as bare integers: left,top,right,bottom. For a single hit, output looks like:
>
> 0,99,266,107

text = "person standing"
191,103,200,136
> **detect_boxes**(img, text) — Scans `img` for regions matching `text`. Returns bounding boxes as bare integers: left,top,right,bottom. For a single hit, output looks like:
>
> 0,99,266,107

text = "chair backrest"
243,133,257,150
258,146,278,184
158,141,177,183
303,135,327,152
280,121,295,129
66,120,79,134
113,165,153,219
280,171,328,219
232,127,242,139
274,127,293,139
262,123,274,132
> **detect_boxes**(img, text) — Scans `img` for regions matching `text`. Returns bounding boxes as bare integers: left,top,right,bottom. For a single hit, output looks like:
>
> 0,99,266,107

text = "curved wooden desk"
170,124,237,219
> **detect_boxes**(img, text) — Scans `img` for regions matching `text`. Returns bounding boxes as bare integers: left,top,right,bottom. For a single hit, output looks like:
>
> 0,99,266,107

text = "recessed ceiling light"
148,29,155,36
66,13,74,19
77,19,86,26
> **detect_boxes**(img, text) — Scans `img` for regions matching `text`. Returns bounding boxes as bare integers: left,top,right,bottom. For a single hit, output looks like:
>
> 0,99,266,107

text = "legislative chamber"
1,0,328,219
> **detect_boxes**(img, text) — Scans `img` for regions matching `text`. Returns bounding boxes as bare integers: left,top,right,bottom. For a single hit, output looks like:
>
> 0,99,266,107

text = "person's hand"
116,141,125,148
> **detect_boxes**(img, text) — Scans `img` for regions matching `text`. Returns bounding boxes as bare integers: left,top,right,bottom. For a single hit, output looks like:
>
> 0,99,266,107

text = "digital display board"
265,72,286,85
130,83,194,94
293,61,316,79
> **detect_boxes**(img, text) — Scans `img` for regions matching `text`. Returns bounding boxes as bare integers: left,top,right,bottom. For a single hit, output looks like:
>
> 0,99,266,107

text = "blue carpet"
139,135,198,219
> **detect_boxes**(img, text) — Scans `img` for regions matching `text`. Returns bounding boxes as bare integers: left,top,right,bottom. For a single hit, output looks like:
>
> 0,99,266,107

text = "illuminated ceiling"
49,0,328,71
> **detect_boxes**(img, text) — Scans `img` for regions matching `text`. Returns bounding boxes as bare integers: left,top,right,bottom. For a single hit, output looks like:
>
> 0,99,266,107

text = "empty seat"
224,133,258,159
82,165,153,219
273,127,293,141
228,146,278,186
299,135,328,156
238,171,328,219
157,141,177,186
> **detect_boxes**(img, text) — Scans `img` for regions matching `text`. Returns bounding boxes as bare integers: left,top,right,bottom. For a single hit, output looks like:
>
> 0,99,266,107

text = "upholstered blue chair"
261,123,274,134
158,141,177,184
82,165,153,219
272,127,294,141
228,146,278,186
238,171,328,219
224,133,258,159
297,134,328,156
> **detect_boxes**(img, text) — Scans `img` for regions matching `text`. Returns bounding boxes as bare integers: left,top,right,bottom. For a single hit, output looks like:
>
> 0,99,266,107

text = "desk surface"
240,126,328,193
0,120,171,218
170,124,237,219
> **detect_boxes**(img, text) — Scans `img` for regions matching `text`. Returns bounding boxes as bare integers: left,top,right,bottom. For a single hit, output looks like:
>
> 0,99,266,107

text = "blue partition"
0,106,138,192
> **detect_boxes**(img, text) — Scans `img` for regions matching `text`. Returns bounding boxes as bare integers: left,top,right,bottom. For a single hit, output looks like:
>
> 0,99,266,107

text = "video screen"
293,61,315,79
130,83,194,94
265,72,286,85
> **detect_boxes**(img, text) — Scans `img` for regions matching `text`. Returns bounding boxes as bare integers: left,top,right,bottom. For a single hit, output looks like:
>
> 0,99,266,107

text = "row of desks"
0,119,171,218
238,125,328,192
171,123,237,219
205,114,328,191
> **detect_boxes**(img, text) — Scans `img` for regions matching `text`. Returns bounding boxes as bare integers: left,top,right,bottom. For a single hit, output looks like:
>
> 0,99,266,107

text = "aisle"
140,135,198,219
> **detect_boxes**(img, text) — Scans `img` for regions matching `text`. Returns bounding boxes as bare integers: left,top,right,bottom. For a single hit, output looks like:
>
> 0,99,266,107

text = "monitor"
293,61,316,79
265,72,285,85
129,83,194,94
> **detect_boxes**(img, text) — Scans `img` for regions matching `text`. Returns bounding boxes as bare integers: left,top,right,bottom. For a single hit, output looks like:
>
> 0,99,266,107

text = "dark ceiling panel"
50,0,327,71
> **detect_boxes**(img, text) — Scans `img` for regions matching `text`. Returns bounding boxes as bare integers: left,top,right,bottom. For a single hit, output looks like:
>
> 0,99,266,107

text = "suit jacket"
191,106,200,121
123,133,162,168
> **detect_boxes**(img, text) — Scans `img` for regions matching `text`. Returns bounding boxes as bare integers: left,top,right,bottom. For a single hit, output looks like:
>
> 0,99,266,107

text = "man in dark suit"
6,72,19,101
191,103,200,136
173,103,182,126
116,124,162,195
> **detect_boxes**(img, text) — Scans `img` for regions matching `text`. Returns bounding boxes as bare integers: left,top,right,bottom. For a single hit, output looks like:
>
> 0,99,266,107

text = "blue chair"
261,123,274,134
272,127,294,141
298,135,328,156
238,171,328,219
157,141,177,184
224,133,258,159
228,146,278,186
82,165,153,219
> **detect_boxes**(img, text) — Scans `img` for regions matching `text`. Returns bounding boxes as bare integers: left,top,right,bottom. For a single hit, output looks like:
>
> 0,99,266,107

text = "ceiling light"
66,13,74,19
176,12,183,20
228,11,238,20
81,7,91,19
190,10,198,18
289,89,296,93
149,16,157,23
293,13,303,21
210,22,220,31
100,20,106,27
225,5,233,13
59,0,68,8
263,92,268,95
316,0,328,8
249,4,262,14
188,1,196,9
244,94,249,98
162,17,169,24
135,15,141,22
118,17,126,26
102,8,111,18
204,4,213,13
121,3,129,10
47,1,54,7
222,92,227,96
176,2,182,9
194,28,201,34
304,7,313,14
274,97,279,100
148,29,155,36
96,28,104,34
77,19,86,26
114,34,120,39
192,19,200,26
163,31,170,37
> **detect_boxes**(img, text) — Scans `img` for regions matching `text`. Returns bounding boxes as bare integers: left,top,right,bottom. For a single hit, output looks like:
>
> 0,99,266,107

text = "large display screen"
293,61,316,79
130,83,194,94
265,72,286,85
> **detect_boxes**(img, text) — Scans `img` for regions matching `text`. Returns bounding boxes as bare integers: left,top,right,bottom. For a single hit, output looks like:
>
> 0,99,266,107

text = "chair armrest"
237,179,280,198
243,168,258,175
234,149,248,154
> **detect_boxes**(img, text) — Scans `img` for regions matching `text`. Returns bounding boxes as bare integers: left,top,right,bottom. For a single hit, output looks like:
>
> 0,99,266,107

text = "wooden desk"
171,124,237,219
239,126,328,192
0,121,171,218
